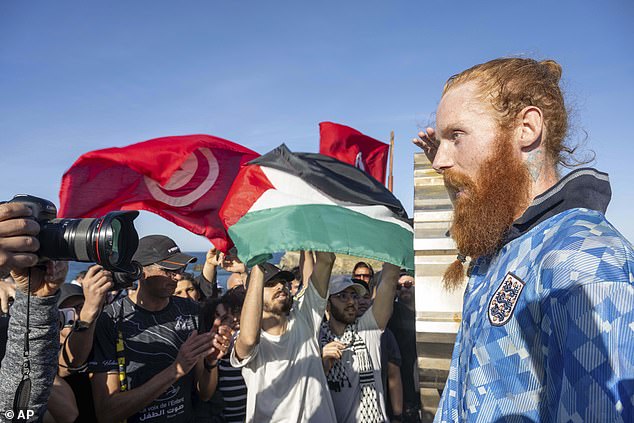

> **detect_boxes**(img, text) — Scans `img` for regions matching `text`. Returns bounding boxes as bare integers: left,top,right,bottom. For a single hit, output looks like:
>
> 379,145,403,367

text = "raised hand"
222,255,246,274
205,248,224,268
412,127,439,163
81,265,114,323
0,202,40,275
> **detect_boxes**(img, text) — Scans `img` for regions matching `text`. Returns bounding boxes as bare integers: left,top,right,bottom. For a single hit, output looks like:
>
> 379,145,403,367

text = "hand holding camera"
81,265,114,324
0,194,142,297
0,202,40,276
11,260,68,298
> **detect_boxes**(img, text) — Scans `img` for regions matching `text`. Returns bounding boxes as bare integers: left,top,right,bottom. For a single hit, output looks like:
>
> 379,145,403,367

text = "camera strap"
115,301,128,423
116,301,128,393
12,268,33,419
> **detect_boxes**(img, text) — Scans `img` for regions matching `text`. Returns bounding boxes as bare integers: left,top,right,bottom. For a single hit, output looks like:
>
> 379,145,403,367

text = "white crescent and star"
144,148,219,207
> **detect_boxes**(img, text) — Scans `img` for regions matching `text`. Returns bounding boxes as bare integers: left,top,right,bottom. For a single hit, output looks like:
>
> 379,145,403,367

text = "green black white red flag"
219,144,413,269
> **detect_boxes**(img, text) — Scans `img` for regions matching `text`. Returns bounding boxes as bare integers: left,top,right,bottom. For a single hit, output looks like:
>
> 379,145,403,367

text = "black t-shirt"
387,301,419,406
89,296,200,423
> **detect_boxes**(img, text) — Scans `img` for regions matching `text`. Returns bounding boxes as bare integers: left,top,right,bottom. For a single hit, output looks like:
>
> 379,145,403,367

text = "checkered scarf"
320,320,384,423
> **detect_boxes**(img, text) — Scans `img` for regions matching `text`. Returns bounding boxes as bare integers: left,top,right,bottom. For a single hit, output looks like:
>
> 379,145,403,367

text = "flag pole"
388,131,394,192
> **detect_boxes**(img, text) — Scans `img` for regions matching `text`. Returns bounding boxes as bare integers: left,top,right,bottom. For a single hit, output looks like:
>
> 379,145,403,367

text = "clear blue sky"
1,0,632,250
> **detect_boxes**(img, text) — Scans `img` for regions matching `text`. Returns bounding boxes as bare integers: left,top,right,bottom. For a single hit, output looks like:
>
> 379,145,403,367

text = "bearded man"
320,263,400,423
232,255,339,422
414,57,634,422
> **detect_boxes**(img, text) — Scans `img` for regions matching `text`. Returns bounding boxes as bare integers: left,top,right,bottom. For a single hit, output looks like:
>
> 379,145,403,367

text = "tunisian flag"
59,135,259,251
319,121,390,184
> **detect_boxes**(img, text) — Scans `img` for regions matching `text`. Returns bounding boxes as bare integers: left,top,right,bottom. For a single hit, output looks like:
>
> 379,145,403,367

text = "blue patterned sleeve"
542,236,634,422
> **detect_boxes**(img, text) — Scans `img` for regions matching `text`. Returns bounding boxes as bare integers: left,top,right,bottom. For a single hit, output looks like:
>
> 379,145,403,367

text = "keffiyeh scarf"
320,320,384,423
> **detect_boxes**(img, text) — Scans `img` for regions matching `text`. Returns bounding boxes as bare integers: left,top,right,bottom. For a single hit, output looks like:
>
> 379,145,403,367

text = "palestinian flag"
219,144,413,269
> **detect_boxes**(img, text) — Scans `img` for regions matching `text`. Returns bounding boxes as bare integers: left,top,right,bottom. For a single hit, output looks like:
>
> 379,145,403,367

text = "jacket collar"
502,167,611,246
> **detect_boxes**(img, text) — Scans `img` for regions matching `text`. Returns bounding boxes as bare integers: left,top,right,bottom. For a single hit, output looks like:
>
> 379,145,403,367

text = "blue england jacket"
435,168,634,423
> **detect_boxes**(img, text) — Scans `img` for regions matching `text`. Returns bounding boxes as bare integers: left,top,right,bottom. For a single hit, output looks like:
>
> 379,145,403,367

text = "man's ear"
139,267,149,282
516,106,544,151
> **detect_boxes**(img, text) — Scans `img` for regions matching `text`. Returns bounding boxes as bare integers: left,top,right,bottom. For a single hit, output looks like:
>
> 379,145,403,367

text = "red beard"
442,134,531,290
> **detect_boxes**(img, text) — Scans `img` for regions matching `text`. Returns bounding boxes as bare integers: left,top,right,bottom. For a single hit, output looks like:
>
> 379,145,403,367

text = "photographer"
0,202,65,421
58,264,113,376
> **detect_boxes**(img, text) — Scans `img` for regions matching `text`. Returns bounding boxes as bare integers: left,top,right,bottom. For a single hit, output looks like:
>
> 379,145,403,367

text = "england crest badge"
488,272,526,326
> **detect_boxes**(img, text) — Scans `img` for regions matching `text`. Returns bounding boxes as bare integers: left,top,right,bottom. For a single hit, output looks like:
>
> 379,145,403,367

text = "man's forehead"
436,82,495,130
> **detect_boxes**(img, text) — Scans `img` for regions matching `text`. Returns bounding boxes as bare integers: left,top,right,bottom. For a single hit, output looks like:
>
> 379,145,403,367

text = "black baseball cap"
259,262,295,286
132,235,197,270
57,283,85,308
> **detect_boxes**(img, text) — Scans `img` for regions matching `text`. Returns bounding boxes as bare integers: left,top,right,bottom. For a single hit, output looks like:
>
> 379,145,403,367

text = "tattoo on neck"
526,150,544,182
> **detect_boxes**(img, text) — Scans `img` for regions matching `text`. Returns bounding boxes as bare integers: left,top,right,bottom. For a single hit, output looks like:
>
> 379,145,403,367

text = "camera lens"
6,195,140,274
38,211,140,273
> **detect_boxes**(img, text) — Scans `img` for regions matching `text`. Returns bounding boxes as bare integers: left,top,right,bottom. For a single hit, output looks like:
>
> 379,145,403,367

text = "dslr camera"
3,194,142,289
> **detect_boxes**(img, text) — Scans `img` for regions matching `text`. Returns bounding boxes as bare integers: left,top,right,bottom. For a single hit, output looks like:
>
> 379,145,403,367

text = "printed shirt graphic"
89,296,200,423
434,208,634,423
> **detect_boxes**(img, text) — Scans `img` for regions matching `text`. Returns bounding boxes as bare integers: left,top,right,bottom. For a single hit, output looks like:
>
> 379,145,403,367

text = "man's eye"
451,131,464,141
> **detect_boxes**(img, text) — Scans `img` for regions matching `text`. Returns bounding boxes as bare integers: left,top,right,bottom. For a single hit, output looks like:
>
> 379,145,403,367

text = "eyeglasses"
353,273,372,280
154,265,186,277
331,291,360,302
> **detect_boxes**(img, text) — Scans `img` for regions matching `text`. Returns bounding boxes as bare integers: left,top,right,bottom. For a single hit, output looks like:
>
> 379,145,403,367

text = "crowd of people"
1,55,633,423
0,229,420,423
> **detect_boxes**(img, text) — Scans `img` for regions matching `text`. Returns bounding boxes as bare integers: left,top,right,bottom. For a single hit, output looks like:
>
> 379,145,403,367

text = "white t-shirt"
230,283,337,423
320,309,386,423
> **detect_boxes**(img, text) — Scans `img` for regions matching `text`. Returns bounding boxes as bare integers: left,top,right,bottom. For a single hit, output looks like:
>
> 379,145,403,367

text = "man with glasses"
89,235,232,423
320,263,400,423
352,261,374,285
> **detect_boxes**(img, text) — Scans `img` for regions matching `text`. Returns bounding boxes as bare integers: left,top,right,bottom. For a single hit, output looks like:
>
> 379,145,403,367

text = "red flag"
59,134,259,251
319,121,390,184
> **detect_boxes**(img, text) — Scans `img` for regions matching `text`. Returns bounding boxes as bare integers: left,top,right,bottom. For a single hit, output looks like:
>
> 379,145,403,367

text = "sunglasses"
397,281,414,289
155,265,186,276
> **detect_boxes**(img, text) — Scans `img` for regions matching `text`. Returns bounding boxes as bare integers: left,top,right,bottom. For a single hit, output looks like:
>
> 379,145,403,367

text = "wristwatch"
72,320,91,332
204,359,218,372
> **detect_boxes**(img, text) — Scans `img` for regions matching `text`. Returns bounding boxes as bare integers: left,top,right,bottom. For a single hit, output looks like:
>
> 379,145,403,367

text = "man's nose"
432,141,454,173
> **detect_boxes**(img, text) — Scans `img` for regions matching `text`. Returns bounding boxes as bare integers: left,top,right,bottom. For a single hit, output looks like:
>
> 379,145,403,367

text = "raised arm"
233,265,263,360
299,250,314,288
372,262,400,330
310,252,336,298
59,265,113,376
195,248,223,298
